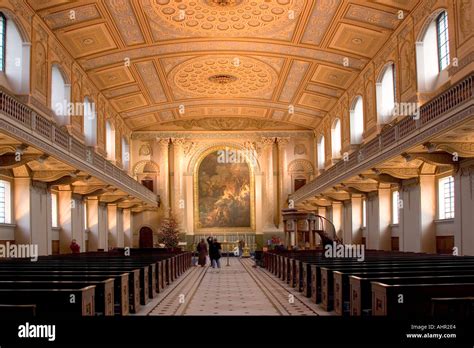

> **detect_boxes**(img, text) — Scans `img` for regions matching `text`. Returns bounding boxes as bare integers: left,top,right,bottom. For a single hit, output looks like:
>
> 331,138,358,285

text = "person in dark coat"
209,238,222,268
196,239,208,267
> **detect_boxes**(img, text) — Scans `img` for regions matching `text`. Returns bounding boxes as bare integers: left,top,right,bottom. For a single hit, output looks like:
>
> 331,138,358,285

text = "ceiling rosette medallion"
168,55,277,98
145,0,303,37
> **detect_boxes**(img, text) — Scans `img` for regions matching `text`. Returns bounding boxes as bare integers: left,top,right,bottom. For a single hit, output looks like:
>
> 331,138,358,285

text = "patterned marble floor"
147,257,321,316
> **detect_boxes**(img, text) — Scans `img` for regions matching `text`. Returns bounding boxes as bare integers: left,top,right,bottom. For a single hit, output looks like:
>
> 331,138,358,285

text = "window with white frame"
51,65,70,119
438,176,454,219
331,118,341,159
83,97,97,146
122,136,130,171
350,96,364,144
106,120,115,161
0,13,5,72
376,63,396,124
392,190,399,224
51,193,58,228
2,14,30,94
436,11,450,72
317,135,325,170
416,10,450,92
0,180,11,224
362,198,366,228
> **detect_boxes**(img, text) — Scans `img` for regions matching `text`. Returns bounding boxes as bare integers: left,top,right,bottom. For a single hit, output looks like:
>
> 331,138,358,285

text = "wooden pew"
372,281,474,317
0,273,128,316
3,261,151,305
0,287,95,316
0,280,114,316
0,269,139,314
0,304,36,317
347,267,474,316
431,297,474,318
319,259,474,310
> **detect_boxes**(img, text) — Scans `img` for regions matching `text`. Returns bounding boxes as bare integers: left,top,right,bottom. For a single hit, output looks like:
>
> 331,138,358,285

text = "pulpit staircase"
312,214,343,246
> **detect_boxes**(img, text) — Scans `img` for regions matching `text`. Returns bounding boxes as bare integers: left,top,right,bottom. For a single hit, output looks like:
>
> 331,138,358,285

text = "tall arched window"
122,136,129,171
436,11,450,71
51,64,70,122
331,118,341,159
317,135,325,170
416,10,450,92
350,96,364,144
83,97,97,146
376,63,396,124
0,13,5,72
105,120,115,161
0,12,30,94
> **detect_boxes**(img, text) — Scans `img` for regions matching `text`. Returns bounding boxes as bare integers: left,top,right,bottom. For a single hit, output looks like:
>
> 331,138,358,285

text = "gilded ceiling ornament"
144,0,303,37
168,55,277,98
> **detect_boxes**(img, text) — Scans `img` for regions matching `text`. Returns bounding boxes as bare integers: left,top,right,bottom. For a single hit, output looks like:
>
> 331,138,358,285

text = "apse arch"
186,141,262,175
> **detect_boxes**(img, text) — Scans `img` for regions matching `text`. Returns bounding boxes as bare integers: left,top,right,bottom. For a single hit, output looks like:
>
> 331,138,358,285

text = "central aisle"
183,258,279,315
146,257,322,316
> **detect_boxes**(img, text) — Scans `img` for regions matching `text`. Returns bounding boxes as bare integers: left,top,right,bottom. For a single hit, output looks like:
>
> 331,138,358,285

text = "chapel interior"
0,0,473,319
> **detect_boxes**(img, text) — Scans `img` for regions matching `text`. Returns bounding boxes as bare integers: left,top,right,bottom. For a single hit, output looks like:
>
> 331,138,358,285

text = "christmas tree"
158,215,180,248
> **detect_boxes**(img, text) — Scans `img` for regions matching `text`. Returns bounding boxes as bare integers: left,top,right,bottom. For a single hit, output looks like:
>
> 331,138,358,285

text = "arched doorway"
139,227,154,248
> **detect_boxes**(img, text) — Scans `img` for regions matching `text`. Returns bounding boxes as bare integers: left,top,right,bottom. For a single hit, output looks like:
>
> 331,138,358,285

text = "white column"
351,195,363,244
342,200,352,243
276,138,290,229
262,138,275,230
58,191,84,254
171,138,185,226
13,179,51,256
116,208,124,247
98,202,108,251
332,202,342,237
87,198,99,251
399,177,436,253
123,209,132,247
255,172,263,233
158,139,170,212
107,204,118,249
454,165,474,255
366,188,391,250
184,174,193,235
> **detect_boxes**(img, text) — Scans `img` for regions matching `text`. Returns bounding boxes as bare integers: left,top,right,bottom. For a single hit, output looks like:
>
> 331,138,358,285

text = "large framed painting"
194,146,255,232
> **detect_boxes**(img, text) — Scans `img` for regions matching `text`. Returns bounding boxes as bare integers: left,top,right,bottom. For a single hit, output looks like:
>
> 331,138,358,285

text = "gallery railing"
0,86,158,206
291,72,474,203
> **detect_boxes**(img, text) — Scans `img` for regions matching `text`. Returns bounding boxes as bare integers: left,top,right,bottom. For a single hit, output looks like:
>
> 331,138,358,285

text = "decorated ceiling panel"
29,0,421,131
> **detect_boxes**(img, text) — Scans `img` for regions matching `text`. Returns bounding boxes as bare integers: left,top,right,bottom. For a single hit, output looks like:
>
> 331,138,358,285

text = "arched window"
376,63,396,124
105,120,115,161
350,96,364,144
331,118,341,159
436,11,450,71
416,10,450,92
0,13,5,71
83,97,97,146
0,12,30,94
122,136,129,171
51,65,70,122
317,135,325,170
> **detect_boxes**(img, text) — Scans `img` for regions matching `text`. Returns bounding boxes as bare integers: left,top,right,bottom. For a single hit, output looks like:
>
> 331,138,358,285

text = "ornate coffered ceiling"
30,0,420,131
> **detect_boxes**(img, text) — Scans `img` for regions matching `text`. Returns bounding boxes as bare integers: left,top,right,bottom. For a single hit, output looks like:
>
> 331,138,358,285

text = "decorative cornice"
131,130,314,141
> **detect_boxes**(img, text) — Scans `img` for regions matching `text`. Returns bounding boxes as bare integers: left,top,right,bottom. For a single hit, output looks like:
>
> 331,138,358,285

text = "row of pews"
263,249,474,318
0,248,192,317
